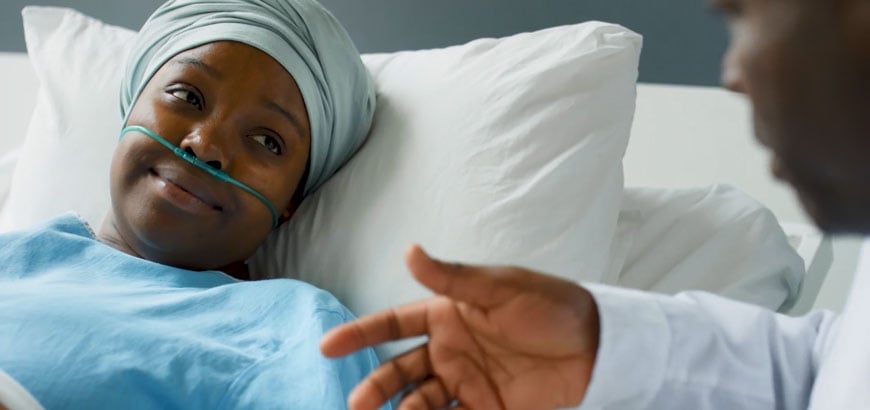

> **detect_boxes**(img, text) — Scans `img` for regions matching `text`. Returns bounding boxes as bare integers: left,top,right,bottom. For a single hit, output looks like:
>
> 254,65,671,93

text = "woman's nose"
179,129,230,170
183,146,222,170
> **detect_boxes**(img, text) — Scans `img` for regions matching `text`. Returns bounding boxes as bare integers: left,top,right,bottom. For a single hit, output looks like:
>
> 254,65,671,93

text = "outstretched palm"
321,245,600,410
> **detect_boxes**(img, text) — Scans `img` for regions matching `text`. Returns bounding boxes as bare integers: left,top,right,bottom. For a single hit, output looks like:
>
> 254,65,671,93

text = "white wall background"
0,0,728,86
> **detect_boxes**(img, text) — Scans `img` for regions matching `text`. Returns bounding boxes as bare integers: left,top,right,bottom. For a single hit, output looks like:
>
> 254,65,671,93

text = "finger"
348,346,433,410
397,378,451,410
321,300,434,357
405,244,515,309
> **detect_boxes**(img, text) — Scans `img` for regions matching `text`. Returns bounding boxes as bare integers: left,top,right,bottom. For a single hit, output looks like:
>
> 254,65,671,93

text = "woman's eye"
251,134,282,155
170,89,203,110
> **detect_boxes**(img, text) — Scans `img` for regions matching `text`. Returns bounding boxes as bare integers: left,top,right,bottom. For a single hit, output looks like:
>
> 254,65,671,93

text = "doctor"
321,0,870,408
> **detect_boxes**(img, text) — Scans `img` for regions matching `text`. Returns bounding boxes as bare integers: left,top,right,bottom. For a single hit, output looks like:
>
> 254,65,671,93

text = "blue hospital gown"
0,214,388,409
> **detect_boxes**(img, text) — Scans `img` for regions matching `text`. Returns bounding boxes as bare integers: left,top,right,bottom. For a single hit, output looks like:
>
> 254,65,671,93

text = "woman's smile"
149,168,225,214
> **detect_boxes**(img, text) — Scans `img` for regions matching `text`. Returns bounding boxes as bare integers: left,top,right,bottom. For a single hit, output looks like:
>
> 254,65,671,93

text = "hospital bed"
0,5,858,409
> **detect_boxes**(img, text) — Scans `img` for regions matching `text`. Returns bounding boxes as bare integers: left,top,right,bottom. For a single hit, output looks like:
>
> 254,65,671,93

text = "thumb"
405,244,515,309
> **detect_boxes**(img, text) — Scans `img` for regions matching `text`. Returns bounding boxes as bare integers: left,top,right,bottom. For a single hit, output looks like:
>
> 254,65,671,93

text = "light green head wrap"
120,0,376,196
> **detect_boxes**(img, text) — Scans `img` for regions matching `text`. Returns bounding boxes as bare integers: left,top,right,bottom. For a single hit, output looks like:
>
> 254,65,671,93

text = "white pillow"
603,185,804,312
8,8,640,341
250,23,641,318
0,52,38,219
0,7,135,231
0,150,19,212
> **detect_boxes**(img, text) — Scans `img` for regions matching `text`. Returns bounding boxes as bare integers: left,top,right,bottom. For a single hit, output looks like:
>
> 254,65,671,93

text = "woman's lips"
149,168,224,214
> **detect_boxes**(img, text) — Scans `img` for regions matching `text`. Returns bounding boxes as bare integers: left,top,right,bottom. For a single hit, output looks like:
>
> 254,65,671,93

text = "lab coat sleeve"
578,283,839,409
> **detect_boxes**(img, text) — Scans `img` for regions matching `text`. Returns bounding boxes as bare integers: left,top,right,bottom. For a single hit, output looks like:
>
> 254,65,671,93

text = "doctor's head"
98,0,375,275
711,0,870,234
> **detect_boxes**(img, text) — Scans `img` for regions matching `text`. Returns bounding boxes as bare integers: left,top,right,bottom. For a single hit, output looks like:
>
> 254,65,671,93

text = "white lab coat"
580,240,870,409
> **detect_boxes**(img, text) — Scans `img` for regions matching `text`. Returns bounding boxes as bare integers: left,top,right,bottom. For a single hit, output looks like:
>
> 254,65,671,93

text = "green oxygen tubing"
119,125,280,228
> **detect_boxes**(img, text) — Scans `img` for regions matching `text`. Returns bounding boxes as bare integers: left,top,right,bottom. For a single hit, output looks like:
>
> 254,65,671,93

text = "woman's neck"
96,211,252,280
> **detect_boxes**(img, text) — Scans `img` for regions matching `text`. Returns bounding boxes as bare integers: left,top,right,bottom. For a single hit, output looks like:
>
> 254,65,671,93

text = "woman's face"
106,41,311,271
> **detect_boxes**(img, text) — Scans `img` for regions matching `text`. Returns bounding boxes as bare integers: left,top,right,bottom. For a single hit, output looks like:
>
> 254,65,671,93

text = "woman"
0,0,386,408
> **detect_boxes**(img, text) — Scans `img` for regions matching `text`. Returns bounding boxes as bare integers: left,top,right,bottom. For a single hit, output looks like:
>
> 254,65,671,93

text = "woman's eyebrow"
264,100,307,139
172,56,222,79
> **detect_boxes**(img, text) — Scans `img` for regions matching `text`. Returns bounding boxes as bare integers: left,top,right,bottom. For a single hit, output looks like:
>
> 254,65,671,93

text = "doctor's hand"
320,245,601,410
